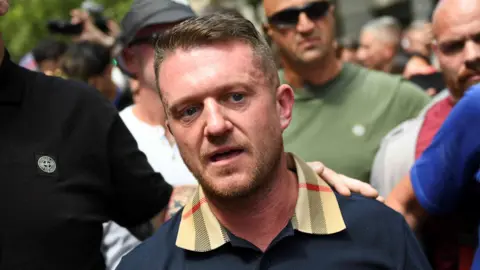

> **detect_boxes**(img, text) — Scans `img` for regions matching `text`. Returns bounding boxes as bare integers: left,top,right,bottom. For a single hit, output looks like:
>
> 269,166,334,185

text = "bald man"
356,16,402,72
262,0,429,183
387,1,480,268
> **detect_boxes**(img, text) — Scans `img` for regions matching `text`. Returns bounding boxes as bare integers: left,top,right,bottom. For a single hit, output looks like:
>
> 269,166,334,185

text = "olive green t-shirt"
282,63,430,182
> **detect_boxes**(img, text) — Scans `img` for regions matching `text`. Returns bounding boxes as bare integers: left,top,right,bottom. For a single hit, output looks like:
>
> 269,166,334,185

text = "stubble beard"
182,130,284,206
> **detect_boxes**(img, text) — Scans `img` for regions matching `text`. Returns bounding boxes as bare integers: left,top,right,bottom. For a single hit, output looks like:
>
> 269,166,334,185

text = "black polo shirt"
0,51,173,270
117,154,432,270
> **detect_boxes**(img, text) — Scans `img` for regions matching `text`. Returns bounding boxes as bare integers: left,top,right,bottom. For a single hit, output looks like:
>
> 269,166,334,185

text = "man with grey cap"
102,1,198,269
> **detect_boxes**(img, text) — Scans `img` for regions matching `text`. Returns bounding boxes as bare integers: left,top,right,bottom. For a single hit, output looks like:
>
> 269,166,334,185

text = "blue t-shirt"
411,84,480,267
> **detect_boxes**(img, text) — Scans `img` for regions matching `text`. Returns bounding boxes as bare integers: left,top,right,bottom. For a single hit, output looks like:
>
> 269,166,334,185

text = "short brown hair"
153,12,279,95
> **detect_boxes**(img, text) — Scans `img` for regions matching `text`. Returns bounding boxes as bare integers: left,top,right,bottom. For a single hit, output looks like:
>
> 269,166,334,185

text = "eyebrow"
168,83,251,113
438,31,480,44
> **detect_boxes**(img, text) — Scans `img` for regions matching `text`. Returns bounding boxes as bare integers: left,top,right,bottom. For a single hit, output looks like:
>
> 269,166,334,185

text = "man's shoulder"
335,193,405,227
380,91,450,142
461,85,480,114
28,70,117,121
34,71,107,103
119,105,136,127
117,211,183,270
362,68,413,89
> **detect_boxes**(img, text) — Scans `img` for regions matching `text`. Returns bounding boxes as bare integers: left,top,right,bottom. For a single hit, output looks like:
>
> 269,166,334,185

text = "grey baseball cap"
114,0,195,76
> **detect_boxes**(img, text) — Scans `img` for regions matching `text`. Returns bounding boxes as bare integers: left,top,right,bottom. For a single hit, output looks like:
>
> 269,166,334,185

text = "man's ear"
263,23,274,39
122,48,139,76
87,76,102,91
103,64,113,78
276,84,295,131
385,45,396,61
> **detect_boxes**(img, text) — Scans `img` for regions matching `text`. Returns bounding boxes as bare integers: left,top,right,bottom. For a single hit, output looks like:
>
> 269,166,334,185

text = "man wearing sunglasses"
263,0,430,183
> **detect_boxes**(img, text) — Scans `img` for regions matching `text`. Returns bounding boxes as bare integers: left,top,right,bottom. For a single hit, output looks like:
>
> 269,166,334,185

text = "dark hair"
32,38,68,64
197,5,244,17
61,41,112,81
153,12,279,95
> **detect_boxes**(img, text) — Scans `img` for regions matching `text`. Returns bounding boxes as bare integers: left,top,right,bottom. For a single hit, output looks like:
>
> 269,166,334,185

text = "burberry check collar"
176,153,346,252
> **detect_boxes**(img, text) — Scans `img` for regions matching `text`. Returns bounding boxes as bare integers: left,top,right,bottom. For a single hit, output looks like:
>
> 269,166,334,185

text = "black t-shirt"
0,50,173,270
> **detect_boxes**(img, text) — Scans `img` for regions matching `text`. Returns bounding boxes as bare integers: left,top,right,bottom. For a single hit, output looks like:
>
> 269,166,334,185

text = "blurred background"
1,0,437,61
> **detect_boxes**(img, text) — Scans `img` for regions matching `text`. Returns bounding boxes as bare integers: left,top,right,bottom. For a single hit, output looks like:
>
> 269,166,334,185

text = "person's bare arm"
386,175,428,230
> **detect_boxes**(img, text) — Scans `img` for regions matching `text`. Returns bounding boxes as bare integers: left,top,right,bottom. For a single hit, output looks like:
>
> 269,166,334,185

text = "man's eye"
230,93,244,102
440,40,465,55
182,106,199,117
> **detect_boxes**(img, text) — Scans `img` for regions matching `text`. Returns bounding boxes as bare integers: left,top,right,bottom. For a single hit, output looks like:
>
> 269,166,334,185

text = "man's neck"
132,87,166,127
207,153,298,252
380,60,394,74
282,53,342,89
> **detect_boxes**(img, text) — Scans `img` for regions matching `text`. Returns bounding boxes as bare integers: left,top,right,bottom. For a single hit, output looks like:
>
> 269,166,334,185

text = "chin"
201,172,261,200
299,51,326,64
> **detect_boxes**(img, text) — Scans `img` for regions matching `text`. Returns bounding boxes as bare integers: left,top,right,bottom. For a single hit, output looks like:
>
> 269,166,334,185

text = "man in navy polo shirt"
117,12,430,270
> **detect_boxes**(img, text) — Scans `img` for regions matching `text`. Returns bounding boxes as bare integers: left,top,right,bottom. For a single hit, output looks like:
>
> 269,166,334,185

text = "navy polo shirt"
118,155,431,270
0,50,172,269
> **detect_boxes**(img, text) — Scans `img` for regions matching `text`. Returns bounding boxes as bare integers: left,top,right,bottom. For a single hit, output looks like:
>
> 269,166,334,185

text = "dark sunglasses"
268,1,331,28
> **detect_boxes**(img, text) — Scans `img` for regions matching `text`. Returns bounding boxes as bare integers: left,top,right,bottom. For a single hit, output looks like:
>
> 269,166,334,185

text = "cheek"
315,20,333,40
171,123,203,158
438,55,461,78
273,31,296,50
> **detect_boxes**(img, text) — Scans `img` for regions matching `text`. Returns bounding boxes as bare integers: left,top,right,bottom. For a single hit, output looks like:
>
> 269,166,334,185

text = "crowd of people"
0,0,479,269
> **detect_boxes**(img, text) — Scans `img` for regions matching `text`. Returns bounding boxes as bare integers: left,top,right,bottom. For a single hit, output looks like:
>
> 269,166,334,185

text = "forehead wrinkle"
159,43,264,107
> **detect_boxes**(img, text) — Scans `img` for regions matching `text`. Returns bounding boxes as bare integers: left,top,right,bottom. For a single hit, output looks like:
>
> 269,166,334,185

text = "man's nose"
464,40,480,71
203,99,233,137
296,12,315,34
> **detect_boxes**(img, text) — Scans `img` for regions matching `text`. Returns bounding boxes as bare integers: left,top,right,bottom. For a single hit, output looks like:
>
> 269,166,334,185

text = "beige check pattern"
176,153,346,252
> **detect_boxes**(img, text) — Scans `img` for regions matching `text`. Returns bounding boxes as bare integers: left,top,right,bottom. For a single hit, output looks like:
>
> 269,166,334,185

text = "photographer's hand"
0,0,8,16
70,9,115,48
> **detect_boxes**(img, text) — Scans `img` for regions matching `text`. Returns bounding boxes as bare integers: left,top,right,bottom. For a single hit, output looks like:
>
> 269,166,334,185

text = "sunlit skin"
159,41,294,201
157,41,297,250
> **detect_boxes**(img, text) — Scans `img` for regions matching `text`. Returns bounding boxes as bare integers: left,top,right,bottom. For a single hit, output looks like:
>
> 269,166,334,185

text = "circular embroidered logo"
352,124,366,137
37,156,56,174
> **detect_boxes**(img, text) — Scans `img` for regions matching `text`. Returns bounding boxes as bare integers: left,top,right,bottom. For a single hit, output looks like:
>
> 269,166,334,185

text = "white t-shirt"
103,105,197,270
119,105,197,186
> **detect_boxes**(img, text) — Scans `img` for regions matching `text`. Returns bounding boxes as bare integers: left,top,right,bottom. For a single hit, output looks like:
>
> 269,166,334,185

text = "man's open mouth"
210,149,244,162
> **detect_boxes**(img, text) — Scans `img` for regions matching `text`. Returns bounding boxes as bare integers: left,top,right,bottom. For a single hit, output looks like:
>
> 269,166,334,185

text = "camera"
47,0,109,36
